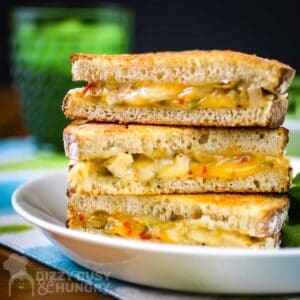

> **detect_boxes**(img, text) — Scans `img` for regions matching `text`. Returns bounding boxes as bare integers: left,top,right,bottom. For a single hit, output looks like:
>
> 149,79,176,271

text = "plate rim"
12,170,300,257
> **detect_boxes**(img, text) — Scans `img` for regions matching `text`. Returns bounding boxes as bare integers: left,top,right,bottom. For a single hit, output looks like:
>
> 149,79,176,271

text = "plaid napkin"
0,137,209,300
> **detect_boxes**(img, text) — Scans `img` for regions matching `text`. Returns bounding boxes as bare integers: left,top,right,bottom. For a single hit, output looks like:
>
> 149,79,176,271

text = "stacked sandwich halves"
63,50,295,248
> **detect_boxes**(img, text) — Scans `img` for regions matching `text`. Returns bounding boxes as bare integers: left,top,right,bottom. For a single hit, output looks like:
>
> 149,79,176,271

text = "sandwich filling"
68,152,289,183
75,81,275,109
68,210,270,247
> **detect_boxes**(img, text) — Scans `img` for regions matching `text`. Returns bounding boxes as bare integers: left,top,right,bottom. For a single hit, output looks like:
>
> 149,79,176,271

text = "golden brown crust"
63,120,289,161
267,96,289,128
66,192,289,239
67,192,289,211
64,120,288,142
70,50,295,93
70,50,292,73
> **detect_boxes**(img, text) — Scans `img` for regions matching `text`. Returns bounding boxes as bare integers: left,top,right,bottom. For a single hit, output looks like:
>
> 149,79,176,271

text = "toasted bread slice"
71,50,295,94
64,121,288,160
65,122,291,194
66,50,294,127
67,193,286,248
63,90,289,128
67,193,289,237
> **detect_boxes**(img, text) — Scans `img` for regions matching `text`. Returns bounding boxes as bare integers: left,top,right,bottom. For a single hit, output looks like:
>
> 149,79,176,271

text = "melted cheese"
83,212,261,247
68,153,289,185
77,82,272,109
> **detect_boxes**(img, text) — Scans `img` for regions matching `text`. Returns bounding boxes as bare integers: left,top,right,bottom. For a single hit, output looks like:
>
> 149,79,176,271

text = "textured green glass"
11,6,133,151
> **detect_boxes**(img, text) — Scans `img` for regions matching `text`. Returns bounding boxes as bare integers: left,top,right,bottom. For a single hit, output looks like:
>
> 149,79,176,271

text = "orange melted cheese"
83,212,262,247
68,153,289,184
77,81,273,109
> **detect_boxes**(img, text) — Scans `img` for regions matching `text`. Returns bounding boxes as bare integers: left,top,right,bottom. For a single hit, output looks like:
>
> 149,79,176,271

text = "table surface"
0,86,27,138
0,245,112,299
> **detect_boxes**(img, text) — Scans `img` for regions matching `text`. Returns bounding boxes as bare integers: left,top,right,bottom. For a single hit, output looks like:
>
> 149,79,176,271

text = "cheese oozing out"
76,81,274,109
71,210,266,247
68,152,289,184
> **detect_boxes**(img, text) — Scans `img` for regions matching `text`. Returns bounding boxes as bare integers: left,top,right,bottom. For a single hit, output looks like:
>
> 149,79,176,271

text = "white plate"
12,164,300,295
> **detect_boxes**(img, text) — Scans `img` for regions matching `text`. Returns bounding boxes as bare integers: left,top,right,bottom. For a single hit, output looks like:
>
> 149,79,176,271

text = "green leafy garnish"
291,172,300,187
282,173,300,246
282,225,300,247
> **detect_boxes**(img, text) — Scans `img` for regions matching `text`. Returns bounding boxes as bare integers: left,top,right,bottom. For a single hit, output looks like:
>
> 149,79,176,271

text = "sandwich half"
63,50,295,128
67,193,289,248
64,121,291,195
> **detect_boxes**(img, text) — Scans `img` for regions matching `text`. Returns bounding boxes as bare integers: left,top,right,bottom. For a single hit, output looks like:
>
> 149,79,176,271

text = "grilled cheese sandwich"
67,193,289,248
65,122,291,194
63,49,294,249
63,50,295,127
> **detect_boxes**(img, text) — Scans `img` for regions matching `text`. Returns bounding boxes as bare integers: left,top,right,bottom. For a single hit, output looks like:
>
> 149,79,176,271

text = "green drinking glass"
11,5,133,151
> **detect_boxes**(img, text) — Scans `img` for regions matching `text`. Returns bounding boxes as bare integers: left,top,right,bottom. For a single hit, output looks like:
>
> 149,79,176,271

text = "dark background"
1,0,299,85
